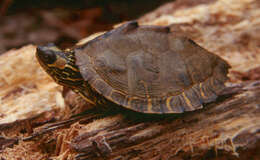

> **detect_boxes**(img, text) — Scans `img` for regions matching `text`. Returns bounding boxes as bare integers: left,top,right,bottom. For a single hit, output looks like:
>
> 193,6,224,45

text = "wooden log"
15,81,259,159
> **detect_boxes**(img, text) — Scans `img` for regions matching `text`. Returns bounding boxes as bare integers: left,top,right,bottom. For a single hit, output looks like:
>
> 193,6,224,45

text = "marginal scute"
74,21,230,114
200,79,218,103
128,97,147,113
179,94,195,111
168,96,185,113
92,79,111,97
182,89,202,109
151,98,165,113
110,90,127,107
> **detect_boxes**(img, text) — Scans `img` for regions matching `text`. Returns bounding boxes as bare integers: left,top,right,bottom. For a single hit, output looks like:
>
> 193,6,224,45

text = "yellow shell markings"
209,76,223,93
182,92,195,111
139,80,153,112
147,98,153,113
165,96,174,112
109,89,126,101
127,96,139,109
199,82,207,99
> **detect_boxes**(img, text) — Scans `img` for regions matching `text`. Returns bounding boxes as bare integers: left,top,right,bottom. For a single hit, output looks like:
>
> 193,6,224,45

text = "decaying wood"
1,81,260,159
0,136,18,150
11,81,258,160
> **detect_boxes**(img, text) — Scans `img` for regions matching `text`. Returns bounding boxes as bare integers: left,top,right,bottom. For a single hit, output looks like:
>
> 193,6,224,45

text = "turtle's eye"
37,46,57,64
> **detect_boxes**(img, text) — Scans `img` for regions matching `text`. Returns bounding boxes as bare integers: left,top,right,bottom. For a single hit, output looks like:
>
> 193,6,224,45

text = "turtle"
36,21,230,114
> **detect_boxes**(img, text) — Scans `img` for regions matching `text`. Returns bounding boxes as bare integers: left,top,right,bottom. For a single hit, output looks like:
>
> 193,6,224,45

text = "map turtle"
36,21,230,114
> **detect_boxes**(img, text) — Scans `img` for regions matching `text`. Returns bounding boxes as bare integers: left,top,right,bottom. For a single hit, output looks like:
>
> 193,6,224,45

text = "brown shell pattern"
75,21,230,114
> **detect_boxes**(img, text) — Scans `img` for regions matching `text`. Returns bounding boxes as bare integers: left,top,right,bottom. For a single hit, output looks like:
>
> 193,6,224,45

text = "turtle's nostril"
36,46,45,55
36,46,45,59
36,45,57,64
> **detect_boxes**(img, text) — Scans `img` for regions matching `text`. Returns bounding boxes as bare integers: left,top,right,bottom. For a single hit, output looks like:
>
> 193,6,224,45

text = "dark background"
0,0,172,53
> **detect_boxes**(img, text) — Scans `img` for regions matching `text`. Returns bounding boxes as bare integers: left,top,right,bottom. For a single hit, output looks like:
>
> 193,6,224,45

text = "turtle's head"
36,43,83,87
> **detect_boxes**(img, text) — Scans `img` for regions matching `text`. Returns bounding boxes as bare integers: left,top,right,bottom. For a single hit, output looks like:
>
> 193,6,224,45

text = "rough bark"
10,81,258,160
